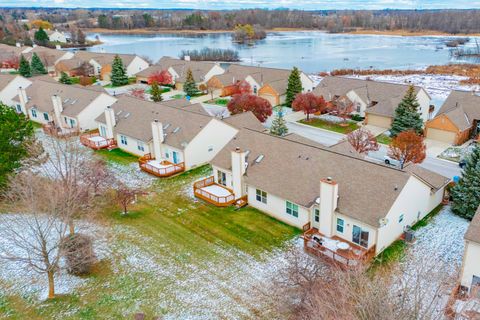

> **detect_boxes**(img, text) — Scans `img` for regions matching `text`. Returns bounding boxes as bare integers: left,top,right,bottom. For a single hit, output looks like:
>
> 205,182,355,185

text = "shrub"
61,233,96,276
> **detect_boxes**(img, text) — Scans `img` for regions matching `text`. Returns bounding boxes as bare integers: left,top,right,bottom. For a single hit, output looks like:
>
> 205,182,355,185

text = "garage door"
426,128,456,144
366,114,392,129
259,94,278,106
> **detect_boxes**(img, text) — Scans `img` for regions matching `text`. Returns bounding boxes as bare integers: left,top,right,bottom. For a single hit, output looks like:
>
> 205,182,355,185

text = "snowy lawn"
0,165,301,319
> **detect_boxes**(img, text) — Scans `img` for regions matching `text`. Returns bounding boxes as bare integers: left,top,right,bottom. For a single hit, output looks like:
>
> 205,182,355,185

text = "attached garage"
366,114,392,129
259,93,278,106
426,128,457,144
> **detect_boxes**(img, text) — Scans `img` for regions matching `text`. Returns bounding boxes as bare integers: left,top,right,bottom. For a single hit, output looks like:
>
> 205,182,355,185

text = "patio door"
352,225,369,248
472,275,480,298
100,126,107,137
217,170,227,186
172,151,179,164
312,208,320,229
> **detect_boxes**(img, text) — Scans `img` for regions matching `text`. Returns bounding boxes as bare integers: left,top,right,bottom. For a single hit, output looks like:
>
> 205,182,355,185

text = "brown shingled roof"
465,207,480,243
434,90,480,131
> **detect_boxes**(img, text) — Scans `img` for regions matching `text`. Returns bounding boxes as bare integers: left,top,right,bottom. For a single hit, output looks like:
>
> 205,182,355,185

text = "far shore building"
313,76,431,129
91,96,259,177
425,90,480,145
29,29,68,43
136,57,225,90
13,79,117,135
207,64,315,106
460,207,480,297
74,51,149,81
194,128,449,265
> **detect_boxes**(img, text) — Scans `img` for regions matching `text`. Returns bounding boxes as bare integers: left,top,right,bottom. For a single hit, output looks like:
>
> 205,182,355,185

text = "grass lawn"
96,148,139,165
370,239,407,269
29,121,43,129
206,98,229,106
170,93,185,99
0,166,299,319
299,118,359,134
377,133,392,145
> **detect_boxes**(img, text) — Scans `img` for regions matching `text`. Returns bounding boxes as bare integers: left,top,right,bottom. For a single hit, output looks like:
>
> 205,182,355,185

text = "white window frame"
256,189,267,204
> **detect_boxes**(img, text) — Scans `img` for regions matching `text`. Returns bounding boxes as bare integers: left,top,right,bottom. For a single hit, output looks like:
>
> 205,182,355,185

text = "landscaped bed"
438,143,476,163
299,117,359,134
376,133,393,145
206,98,230,106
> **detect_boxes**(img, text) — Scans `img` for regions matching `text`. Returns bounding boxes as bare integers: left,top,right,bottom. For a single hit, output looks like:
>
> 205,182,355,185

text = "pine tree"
110,55,128,87
285,67,303,108
150,81,163,102
18,55,31,78
34,27,49,44
270,107,288,136
390,85,423,137
451,145,480,219
30,53,47,75
59,72,73,85
183,68,198,97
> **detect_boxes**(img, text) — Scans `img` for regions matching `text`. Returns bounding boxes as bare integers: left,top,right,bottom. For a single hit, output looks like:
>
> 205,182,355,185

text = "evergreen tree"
59,72,73,85
18,55,31,78
183,68,198,97
34,27,49,44
0,103,35,189
451,145,480,219
390,85,423,137
30,53,47,75
110,55,128,87
270,107,289,136
150,81,163,102
285,67,302,108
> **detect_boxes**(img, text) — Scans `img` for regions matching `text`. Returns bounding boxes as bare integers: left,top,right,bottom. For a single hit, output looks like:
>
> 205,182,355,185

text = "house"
0,44,31,71
13,79,117,135
136,57,224,90
460,207,480,296
74,51,149,81
0,74,32,110
23,46,74,74
46,30,68,44
425,90,480,145
207,64,315,106
55,57,94,77
195,128,449,264
313,77,431,128
92,96,249,176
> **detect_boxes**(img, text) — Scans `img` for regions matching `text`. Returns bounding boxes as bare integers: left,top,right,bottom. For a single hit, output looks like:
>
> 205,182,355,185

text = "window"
352,225,369,248
165,151,170,159
100,125,107,137
43,112,49,121
217,170,226,186
16,105,22,113
137,141,145,152
253,85,257,94
31,109,37,118
336,218,344,233
120,135,128,145
69,119,76,128
314,209,320,223
356,103,361,113
286,201,298,217
399,214,404,223
256,189,267,204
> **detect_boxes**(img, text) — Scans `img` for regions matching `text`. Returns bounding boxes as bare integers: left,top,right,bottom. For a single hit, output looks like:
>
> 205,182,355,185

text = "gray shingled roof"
465,206,480,243
74,51,137,67
434,90,480,131
211,128,446,227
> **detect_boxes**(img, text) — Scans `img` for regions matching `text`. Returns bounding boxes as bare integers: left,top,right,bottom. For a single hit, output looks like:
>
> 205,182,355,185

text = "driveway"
425,139,450,157
363,124,387,136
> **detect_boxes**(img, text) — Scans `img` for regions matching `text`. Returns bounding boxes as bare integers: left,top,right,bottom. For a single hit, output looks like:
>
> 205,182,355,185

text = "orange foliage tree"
347,128,379,154
292,93,327,121
227,94,272,123
388,130,426,169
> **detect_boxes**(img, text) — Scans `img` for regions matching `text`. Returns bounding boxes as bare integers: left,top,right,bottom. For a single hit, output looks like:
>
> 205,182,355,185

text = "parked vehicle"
384,155,400,167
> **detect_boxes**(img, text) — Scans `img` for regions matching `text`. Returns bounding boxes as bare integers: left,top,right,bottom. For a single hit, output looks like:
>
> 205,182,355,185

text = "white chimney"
17,86,28,114
104,106,116,139
318,177,339,237
51,95,63,127
151,120,164,160
231,147,247,199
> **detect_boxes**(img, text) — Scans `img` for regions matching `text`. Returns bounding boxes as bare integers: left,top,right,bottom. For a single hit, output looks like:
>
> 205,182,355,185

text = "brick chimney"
319,177,339,237
104,106,116,139
151,120,164,160
231,147,247,199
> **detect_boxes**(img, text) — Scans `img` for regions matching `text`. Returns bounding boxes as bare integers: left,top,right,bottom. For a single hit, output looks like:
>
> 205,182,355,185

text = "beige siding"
461,241,480,293
366,114,392,128
426,128,457,144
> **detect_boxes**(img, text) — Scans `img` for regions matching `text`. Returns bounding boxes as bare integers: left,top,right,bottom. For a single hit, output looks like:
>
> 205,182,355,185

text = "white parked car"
384,155,400,167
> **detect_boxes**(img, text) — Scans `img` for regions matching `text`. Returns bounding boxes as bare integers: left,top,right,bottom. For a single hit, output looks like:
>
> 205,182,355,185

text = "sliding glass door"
352,225,369,248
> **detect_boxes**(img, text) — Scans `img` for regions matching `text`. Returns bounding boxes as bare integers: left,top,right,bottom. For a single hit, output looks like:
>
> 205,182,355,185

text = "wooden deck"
80,132,117,150
42,123,79,138
138,153,185,177
302,225,376,267
193,176,236,207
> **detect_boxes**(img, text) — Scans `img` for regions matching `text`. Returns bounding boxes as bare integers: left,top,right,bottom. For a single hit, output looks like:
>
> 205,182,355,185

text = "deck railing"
193,176,236,207
80,132,116,150
42,123,79,138
138,153,185,177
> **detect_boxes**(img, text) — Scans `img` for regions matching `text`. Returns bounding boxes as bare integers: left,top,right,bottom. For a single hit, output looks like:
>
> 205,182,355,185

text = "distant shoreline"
85,27,480,37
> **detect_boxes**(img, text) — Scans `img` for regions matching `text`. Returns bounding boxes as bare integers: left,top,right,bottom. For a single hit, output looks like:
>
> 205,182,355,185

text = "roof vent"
327,177,333,182
70,99,77,105
255,154,264,163
63,98,70,103
124,112,131,118
394,185,398,191
116,110,122,116
163,123,171,130
173,127,180,134
235,147,241,152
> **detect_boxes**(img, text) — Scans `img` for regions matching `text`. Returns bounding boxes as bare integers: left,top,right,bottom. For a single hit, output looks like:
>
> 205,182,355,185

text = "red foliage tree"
292,93,327,121
129,88,146,100
227,94,273,123
346,128,380,154
148,70,173,85
238,80,252,94
2,56,19,69
388,130,426,169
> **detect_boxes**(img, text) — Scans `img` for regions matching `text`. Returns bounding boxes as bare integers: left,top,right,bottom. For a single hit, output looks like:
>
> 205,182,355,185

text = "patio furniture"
337,242,350,250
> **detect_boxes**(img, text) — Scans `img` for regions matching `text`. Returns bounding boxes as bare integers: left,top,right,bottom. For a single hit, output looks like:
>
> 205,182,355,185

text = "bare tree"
81,158,114,196
115,183,141,215
347,127,380,154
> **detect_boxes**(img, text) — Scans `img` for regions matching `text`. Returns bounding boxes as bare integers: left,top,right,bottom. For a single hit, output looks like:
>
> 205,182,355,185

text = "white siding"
346,90,368,116
416,89,431,123
126,56,150,77
76,94,117,131
0,76,31,108
300,73,315,92
334,212,377,251
461,241,480,292
376,176,444,254
115,134,151,157
183,119,238,170
204,64,225,82
48,31,67,43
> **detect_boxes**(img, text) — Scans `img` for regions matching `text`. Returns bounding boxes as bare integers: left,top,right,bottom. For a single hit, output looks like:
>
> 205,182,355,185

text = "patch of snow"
200,184,232,197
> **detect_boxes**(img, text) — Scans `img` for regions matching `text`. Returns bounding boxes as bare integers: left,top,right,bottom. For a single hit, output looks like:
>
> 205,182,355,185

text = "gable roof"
23,46,68,67
465,206,480,243
74,51,138,67
211,128,446,227
222,111,265,131
434,90,480,131
23,79,108,117
141,57,220,83
95,96,214,149
0,74,18,90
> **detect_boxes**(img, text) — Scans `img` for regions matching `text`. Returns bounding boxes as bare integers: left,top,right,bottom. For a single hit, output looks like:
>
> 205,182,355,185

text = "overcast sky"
2,0,480,10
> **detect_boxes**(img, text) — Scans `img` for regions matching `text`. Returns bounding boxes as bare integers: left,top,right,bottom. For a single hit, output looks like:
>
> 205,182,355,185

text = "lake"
86,31,480,73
